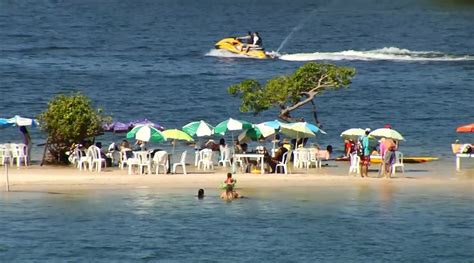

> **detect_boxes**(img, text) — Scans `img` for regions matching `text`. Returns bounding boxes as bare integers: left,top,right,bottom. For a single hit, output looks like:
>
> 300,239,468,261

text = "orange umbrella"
456,123,474,133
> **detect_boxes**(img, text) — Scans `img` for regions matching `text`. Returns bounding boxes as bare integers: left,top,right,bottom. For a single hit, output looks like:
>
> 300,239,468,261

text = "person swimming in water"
197,189,205,200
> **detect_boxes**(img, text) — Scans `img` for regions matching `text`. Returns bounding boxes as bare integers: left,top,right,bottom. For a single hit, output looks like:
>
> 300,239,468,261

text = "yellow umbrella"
162,129,194,156
162,129,194,142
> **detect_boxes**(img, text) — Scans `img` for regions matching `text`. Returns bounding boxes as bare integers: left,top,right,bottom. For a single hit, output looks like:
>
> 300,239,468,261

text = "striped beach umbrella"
213,118,253,135
182,120,214,137
126,125,166,143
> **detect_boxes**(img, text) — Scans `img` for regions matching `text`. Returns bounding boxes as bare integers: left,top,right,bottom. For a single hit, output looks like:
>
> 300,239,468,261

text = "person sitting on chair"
268,143,288,173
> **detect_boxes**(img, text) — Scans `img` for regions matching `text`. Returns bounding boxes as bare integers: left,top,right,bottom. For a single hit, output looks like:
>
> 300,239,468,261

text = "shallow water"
0,185,473,261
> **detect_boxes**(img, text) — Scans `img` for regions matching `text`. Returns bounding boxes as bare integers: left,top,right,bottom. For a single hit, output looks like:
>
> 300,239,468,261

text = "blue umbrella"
262,120,285,130
0,118,13,129
6,115,39,127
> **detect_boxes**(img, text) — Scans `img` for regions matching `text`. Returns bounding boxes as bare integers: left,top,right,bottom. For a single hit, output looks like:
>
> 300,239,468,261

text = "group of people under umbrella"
102,118,327,174
340,125,405,178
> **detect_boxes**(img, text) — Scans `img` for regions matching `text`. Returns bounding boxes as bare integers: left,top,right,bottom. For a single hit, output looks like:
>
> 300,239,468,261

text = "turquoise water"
1,185,473,261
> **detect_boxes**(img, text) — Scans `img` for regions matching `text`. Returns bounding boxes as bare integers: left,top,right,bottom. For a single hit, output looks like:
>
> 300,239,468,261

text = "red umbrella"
456,123,474,133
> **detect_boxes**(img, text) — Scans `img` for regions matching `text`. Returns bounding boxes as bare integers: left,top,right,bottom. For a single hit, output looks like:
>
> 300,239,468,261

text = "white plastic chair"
293,148,309,169
172,151,188,174
119,150,133,169
88,145,107,172
197,149,214,170
308,148,321,168
218,146,232,167
106,142,116,166
275,151,291,174
153,151,168,174
0,144,12,166
348,153,360,176
77,148,90,171
194,150,200,167
10,143,28,167
391,151,405,175
129,151,151,175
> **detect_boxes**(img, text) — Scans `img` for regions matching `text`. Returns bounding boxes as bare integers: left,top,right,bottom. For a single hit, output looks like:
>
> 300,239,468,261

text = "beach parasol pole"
4,163,9,192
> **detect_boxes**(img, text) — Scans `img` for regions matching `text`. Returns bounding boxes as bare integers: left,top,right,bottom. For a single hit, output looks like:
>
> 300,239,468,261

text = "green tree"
38,93,110,164
228,62,356,124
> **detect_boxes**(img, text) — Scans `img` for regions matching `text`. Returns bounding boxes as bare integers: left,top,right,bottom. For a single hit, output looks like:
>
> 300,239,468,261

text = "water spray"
276,8,318,53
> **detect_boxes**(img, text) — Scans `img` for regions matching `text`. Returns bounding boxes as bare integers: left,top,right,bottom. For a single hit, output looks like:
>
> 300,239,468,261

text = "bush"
38,93,110,164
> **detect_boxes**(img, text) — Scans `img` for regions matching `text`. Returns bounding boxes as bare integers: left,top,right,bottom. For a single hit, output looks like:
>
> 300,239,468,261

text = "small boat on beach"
215,37,269,59
335,155,439,164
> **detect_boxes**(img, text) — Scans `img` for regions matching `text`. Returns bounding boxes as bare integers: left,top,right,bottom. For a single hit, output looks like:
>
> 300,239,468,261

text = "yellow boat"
215,37,268,59
370,155,439,164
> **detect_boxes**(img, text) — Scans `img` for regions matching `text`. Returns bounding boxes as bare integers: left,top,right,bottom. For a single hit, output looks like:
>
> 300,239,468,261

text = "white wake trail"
279,47,474,61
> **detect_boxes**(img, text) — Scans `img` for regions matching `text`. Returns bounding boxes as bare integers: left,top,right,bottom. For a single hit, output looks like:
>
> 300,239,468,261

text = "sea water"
0,185,473,261
0,0,473,161
0,0,473,260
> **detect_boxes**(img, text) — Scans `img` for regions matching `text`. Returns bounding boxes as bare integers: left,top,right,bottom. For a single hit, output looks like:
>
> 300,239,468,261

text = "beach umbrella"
279,122,316,138
295,122,327,135
162,129,194,142
126,124,166,143
162,129,194,155
6,115,39,127
182,120,214,137
0,118,13,129
213,118,253,135
237,124,274,143
340,128,366,139
456,123,474,133
369,128,404,141
102,121,130,133
254,123,277,138
129,119,164,131
262,120,285,130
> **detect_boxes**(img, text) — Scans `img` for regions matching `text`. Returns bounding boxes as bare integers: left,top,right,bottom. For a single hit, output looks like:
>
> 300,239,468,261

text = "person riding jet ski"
237,31,253,45
245,32,262,53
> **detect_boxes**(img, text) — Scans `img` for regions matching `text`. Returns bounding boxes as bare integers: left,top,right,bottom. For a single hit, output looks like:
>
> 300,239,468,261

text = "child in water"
220,173,242,200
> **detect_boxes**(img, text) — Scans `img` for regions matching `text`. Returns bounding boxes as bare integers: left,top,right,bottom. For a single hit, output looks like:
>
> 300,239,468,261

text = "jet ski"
215,37,268,59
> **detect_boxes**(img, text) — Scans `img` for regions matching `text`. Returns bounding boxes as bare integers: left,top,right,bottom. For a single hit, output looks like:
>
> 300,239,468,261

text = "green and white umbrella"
238,123,277,143
213,118,253,135
182,120,214,137
126,124,166,143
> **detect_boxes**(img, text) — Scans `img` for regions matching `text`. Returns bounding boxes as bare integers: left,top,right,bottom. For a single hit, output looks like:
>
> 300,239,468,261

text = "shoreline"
1,163,473,193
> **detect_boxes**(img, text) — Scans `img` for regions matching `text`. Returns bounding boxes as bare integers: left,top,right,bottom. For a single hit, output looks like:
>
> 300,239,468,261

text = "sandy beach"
3,161,473,193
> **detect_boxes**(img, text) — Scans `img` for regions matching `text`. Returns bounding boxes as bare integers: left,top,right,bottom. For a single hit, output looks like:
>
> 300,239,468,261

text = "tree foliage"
228,62,356,123
38,93,110,164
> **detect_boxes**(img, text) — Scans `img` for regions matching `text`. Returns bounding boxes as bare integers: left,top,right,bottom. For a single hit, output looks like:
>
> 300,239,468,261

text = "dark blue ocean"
0,0,473,261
